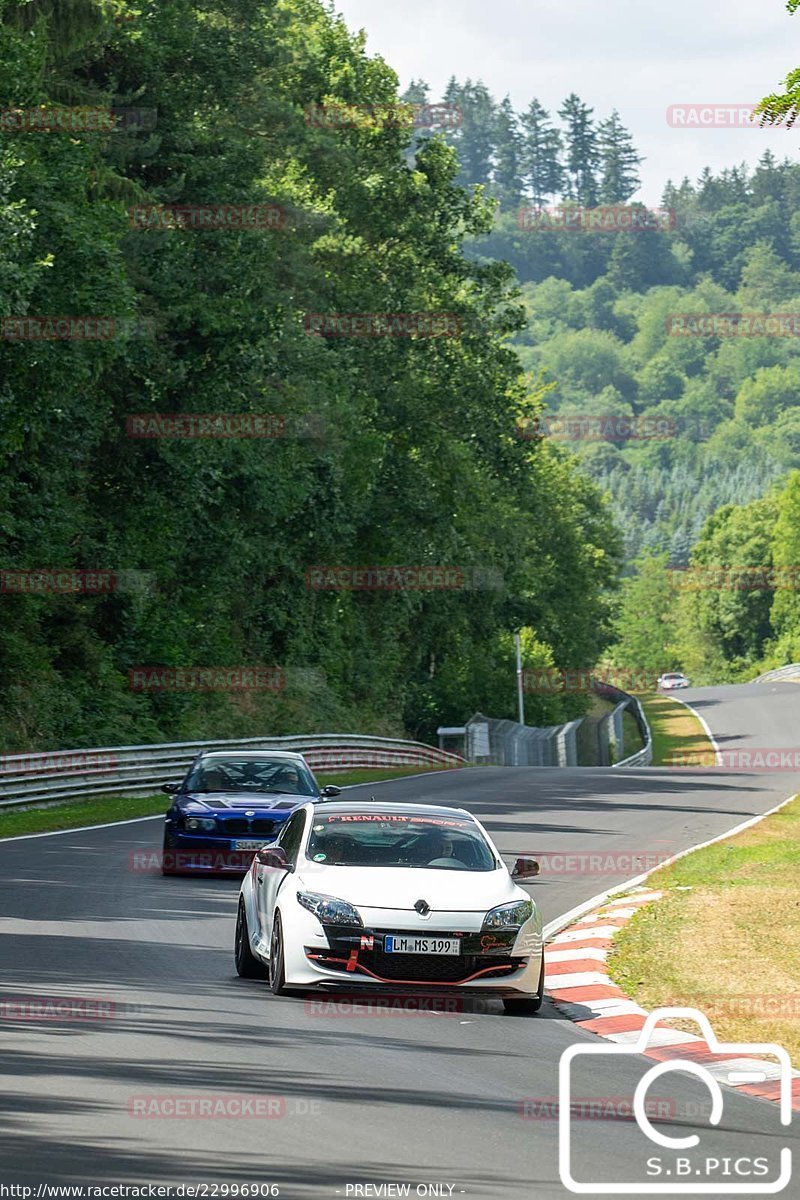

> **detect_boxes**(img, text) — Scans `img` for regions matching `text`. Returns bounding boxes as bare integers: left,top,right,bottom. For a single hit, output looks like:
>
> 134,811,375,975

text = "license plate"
233,840,267,851
384,936,460,955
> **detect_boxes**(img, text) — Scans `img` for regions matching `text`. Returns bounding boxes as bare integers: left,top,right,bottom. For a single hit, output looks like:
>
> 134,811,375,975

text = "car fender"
239,867,266,960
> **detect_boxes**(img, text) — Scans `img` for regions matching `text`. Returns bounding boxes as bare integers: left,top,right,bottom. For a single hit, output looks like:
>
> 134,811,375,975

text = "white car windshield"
306,812,496,871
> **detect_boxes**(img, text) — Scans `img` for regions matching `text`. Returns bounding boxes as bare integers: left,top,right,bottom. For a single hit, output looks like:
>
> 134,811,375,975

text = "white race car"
658,672,691,690
234,799,545,1014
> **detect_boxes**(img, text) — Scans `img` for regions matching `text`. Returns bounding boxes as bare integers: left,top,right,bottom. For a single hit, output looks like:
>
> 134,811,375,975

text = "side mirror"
321,784,342,797
511,856,540,882
256,844,290,870
161,782,180,795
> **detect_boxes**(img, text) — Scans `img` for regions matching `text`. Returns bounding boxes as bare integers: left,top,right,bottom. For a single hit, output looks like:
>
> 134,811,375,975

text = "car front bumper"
281,905,544,997
163,831,278,874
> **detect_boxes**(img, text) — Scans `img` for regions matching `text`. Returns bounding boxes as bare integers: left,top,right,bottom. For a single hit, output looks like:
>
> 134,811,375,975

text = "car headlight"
185,817,217,832
297,891,363,926
482,899,533,929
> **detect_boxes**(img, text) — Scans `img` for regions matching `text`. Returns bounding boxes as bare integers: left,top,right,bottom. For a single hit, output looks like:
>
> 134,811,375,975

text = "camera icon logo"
559,1007,793,1194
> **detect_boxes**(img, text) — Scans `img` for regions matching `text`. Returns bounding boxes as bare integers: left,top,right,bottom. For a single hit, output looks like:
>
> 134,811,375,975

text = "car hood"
178,791,306,814
296,863,522,912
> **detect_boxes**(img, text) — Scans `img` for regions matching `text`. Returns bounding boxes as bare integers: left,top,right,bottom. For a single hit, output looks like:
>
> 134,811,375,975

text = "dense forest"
404,79,800,569
0,0,622,750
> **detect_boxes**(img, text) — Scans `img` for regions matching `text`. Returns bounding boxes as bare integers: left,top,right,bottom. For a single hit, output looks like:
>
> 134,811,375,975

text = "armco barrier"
754,664,800,683
592,682,653,767
0,735,465,811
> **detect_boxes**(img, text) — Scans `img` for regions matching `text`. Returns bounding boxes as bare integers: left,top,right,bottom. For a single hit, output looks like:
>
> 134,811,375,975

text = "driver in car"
274,767,302,793
414,829,457,866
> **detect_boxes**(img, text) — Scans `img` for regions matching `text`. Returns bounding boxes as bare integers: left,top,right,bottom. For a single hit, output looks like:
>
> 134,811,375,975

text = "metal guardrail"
458,684,653,769
0,735,465,812
593,683,653,768
754,664,800,683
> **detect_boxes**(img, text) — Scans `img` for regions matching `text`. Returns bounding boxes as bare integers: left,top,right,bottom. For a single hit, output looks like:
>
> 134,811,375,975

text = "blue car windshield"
184,758,316,797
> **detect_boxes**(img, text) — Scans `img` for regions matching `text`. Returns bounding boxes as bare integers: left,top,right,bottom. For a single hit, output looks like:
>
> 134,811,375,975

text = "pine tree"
455,79,496,189
597,110,642,202
519,99,563,205
492,96,524,208
558,94,600,205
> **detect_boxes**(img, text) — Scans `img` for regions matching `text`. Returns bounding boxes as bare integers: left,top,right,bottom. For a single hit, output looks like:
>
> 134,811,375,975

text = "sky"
332,0,800,203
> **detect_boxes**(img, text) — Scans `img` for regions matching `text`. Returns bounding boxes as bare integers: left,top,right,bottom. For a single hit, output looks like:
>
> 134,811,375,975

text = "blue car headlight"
185,817,217,832
482,899,533,930
297,891,363,926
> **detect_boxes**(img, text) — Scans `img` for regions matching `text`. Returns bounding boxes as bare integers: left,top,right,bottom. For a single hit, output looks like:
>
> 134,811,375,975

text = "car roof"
194,749,308,763
310,800,475,820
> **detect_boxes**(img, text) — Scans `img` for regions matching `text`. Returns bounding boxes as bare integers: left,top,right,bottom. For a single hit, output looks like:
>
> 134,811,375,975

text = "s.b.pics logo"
559,1008,793,1194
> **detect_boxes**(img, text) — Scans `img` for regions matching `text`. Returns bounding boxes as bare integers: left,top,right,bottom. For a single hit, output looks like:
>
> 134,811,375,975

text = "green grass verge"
0,764,454,840
609,793,800,1066
638,692,715,767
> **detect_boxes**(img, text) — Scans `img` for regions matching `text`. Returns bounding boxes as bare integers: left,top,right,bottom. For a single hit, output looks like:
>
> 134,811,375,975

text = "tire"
161,831,178,876
269,911,289,995
235,899,268,979
503,949,545,1016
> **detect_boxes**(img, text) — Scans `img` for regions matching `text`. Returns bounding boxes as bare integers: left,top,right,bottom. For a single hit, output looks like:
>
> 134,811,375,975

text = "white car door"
256,807,307,946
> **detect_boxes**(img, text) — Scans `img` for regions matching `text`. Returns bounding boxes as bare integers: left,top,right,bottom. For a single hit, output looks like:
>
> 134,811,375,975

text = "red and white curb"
544,886,800,1111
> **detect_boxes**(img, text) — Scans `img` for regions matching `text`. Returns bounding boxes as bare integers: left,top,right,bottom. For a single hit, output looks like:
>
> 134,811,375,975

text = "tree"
756,0,800,128
492,95,524,208
597,110,642,202
0,0,623,750
734,363,800,427
447,78,496,189
558,94,599,205
609,554,679,677
519,99,563,205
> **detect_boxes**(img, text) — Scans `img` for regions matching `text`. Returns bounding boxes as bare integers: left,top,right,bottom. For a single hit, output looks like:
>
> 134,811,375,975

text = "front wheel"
161,831,178,876
503,948,545,1016
235,899,268,979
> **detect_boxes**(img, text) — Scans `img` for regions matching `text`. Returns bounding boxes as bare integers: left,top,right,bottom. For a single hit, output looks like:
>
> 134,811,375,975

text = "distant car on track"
234,799,545,1014
160,750,341,876
657,672,691,690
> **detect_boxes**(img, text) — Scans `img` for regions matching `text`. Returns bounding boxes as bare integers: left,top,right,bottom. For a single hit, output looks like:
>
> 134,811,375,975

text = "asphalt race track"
1,682,799,1198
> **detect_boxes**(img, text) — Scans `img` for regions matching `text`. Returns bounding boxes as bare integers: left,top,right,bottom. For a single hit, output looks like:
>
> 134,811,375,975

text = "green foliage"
0,0,621,749
609,553,679,676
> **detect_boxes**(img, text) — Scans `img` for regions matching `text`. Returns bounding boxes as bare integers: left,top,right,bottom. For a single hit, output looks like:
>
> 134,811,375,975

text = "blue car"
160,750,341,876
